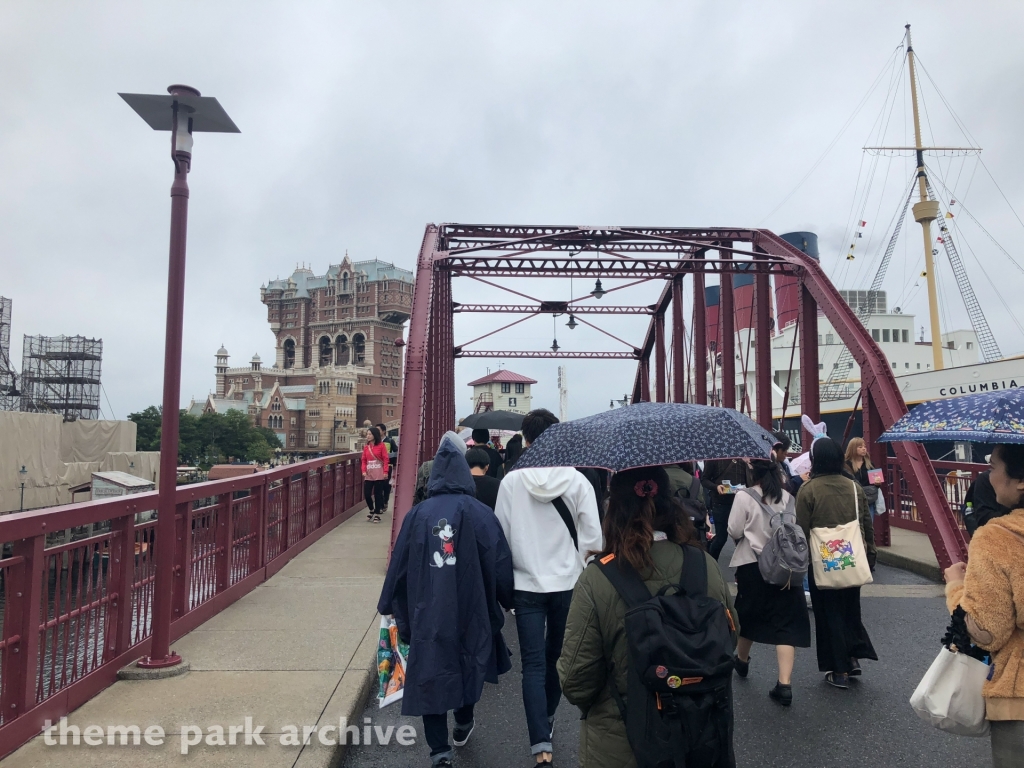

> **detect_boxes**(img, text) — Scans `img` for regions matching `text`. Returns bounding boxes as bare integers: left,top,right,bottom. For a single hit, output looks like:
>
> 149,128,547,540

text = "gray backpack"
742,489,808,588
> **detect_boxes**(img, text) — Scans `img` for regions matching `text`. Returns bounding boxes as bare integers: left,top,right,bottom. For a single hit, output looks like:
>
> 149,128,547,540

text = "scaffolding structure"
0,297,17,411
20,335,103,420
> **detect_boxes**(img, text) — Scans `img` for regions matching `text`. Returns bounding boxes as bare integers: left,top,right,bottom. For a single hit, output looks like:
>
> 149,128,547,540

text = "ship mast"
906,24,945,370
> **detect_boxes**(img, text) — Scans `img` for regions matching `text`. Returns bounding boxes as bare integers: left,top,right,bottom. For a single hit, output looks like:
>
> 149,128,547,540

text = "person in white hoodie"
494,409,602,767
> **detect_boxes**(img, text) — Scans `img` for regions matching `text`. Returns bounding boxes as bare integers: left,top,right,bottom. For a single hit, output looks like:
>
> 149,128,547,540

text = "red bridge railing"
0,453,365,758
884,458,986,537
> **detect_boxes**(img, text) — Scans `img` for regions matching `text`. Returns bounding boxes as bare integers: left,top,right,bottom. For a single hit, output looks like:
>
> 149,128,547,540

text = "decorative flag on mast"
859,220,867,227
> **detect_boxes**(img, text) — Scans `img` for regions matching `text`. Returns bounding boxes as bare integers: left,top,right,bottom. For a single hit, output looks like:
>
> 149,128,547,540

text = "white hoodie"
494,467,603,593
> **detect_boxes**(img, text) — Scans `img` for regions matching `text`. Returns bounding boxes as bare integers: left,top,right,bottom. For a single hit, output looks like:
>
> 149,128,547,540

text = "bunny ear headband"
801,414,829,454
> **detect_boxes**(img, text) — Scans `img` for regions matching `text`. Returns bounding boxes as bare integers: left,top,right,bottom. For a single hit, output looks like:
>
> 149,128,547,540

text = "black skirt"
807,570,878,673
733,562,811,648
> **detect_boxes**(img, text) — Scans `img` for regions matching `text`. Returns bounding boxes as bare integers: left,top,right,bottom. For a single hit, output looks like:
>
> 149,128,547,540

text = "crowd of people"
366,408,1024,768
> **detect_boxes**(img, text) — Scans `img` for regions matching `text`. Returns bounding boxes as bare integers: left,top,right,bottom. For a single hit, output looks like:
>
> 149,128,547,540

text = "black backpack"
596,545,736,768
674,474,709,532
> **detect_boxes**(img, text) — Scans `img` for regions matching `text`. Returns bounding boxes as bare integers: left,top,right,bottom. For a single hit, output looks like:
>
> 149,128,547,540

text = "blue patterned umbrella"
511,402,777,472
879,387,1024,444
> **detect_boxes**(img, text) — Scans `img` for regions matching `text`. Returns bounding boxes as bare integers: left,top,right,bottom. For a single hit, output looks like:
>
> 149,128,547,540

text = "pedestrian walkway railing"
885,458,985,536
0,453,365,758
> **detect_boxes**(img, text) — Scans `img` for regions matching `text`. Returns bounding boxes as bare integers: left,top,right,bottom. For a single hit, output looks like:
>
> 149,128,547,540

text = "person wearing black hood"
378,437,514,768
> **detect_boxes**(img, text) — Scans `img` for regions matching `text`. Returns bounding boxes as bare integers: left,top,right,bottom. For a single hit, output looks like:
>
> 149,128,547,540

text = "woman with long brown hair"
844,437,883,515
556,466,737,768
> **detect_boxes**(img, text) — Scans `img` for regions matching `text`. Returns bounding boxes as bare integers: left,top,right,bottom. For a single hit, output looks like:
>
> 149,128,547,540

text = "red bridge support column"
755,265,773,430
720,244,736,410
654,311,666,403
693,267,707,405
671,275,686,403
799,280,819,453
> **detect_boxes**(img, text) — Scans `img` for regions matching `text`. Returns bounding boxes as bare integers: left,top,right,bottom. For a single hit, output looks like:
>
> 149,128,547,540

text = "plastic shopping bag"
910,646,991,736
377,616,409,708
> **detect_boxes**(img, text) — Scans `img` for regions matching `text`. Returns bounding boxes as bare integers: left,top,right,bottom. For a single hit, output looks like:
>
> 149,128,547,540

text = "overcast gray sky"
3,1,1024,423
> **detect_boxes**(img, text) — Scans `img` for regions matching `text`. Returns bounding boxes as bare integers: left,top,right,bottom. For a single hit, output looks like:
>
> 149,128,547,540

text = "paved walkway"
2,511,391,768
344,546,986,768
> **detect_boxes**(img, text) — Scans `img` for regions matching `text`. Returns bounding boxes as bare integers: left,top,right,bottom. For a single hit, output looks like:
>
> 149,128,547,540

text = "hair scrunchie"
634,479,658,498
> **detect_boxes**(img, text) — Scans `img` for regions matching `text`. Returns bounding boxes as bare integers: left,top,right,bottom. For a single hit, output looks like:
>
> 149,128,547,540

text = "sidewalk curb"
876,548,942,583
295,615,380,768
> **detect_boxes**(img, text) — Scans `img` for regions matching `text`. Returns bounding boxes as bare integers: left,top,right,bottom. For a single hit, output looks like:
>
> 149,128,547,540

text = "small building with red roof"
467,369,537,415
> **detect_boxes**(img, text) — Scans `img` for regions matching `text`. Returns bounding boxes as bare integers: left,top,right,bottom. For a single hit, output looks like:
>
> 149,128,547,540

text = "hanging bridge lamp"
591,279,606,300
566,314,578,330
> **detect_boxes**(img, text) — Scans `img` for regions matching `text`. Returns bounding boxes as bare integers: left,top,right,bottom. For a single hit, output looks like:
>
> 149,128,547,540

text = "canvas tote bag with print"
809,479,873,589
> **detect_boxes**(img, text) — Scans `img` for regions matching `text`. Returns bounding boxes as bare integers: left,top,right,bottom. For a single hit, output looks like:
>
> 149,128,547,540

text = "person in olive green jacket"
557,466,738,768
795,437,877,689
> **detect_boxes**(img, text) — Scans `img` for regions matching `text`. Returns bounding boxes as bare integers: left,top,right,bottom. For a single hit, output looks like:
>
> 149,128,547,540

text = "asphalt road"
344,546,990,768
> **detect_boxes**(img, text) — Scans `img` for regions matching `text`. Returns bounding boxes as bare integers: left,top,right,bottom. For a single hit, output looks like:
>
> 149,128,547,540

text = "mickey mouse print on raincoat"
432,519,457,567
377,438,515,717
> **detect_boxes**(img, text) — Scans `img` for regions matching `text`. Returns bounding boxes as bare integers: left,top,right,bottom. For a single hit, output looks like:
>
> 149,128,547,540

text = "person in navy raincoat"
377,437,514,767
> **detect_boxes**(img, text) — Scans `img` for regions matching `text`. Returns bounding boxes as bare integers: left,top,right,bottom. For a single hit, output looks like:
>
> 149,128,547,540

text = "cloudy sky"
3,1,1023,423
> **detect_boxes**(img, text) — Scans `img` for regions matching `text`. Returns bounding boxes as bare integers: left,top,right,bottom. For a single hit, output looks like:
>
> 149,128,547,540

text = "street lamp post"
121,85,239,668
18,465,27,511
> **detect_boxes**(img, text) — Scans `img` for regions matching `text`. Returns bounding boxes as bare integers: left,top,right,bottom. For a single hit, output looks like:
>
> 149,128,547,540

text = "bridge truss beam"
393,224,969,569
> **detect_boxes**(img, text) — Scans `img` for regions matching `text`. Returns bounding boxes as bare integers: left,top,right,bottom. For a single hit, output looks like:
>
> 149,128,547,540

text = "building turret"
215,345,229,396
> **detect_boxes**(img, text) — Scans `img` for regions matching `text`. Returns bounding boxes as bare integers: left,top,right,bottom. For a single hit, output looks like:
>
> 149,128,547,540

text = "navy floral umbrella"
459,410,525,431
879,387,1024,444
511,401,777,472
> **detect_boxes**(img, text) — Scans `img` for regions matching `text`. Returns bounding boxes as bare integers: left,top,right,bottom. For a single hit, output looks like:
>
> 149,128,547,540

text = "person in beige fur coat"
944,443,1024,767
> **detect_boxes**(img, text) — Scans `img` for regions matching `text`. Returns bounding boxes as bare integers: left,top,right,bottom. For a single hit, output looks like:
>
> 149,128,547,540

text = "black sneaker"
734,655,750,678
434,759,453,768
849,658,862,677
452,720,474,747
769,682,793,707
825,672,850,689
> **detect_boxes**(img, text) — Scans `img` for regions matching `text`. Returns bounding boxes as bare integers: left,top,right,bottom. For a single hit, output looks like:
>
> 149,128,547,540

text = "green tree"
128,406,162,451
129,406,281,469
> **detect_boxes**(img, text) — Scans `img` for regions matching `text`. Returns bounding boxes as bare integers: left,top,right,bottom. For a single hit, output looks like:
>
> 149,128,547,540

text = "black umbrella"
459,410,527,431
511,401,777,472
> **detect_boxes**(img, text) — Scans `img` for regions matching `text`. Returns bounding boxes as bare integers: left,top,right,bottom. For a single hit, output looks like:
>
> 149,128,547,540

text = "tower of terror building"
189,256,412,455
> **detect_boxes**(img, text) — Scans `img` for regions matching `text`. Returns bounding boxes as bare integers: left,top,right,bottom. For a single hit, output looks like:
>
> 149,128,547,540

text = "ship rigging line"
820,176,916,402
757,44,905,226
928,172,1024,279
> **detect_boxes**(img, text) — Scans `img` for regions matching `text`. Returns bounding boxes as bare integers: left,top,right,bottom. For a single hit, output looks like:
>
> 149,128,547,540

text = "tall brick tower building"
189,256,412,456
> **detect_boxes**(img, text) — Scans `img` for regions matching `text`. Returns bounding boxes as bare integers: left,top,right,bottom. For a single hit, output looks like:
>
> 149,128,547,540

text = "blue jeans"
514,589,573,755
422,704,474,763
708,496,735,561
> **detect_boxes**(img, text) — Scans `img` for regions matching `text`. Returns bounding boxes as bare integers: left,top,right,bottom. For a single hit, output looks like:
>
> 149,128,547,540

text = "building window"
308,409,320,418
284,339,296,369
871,328,880,342
892,362,897,368
501,383,511,393
817,334,823,345
902,329,910,343
848,362,854,369
825,333,834,344
967,341,974,349
271,400,281,411
290,417,297,426
917,363,921,369
508,397,517,407
905,362,910,369
289,434,297,446
882,329,891,342
892,329,900,343
307,433,319,446
818,363,824,370
832,363,838,370
515,383,525,394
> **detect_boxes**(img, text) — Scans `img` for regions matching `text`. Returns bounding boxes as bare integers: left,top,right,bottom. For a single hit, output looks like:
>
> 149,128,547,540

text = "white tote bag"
910,646,991,736
808,479,873,589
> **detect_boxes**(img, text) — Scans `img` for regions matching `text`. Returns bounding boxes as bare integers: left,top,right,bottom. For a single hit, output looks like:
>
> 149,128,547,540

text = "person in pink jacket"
361,427,390,523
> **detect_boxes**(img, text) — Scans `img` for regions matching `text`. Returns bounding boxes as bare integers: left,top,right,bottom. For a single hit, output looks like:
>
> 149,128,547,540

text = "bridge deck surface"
344,543,986,768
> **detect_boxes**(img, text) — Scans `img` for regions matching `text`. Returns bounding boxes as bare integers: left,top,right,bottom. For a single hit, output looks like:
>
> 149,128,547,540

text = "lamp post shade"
119,88,240,133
